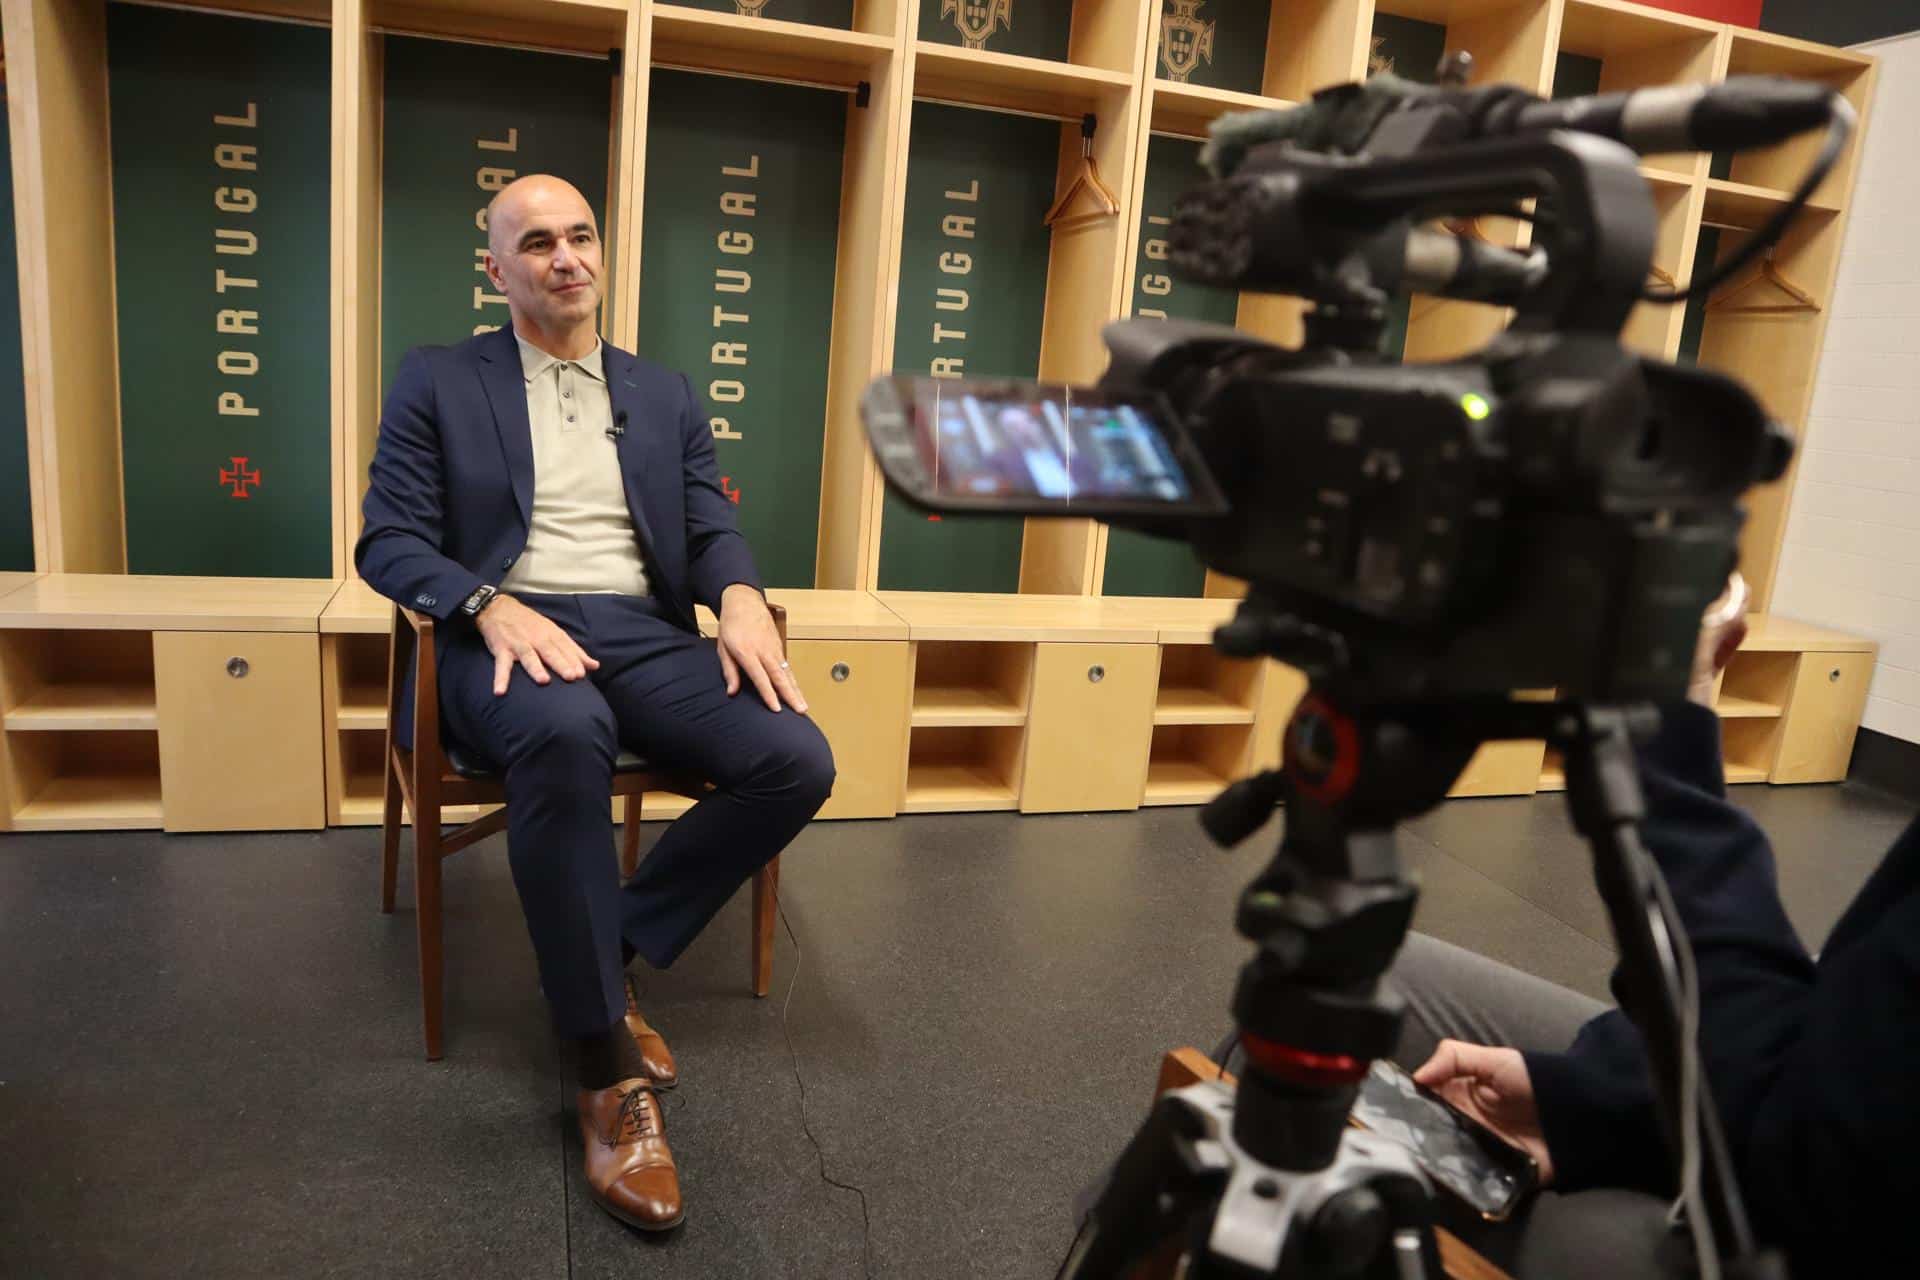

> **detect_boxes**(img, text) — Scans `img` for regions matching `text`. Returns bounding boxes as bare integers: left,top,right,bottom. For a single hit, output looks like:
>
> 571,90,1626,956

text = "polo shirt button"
501,557,514,570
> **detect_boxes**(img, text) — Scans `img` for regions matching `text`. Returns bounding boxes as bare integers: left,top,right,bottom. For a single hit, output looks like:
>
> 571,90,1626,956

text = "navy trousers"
436,592,834,1036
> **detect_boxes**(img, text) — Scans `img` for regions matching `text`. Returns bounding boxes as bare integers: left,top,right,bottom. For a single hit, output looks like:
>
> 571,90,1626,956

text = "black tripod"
1060,673,1784,1279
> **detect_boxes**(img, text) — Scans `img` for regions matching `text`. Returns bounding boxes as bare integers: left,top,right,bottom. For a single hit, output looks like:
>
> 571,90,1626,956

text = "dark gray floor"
2,780,1911,1279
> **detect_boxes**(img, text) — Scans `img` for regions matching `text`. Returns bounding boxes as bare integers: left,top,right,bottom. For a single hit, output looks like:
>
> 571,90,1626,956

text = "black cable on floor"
775,891,875,1280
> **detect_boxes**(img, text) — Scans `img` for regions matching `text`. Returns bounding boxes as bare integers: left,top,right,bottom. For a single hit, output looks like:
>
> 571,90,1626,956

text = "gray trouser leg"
1386,932,1678,1280
1388,931,1609,1070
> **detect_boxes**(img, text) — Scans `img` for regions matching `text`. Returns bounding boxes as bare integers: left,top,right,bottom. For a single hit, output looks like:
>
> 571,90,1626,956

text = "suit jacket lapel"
477,326,535,529
606,346,668,561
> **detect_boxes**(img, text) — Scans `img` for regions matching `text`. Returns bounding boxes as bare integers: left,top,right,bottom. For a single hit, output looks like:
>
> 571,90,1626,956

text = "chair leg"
751,855,779,998
415,814,446,1062
620,799,642,880
380,756,403,915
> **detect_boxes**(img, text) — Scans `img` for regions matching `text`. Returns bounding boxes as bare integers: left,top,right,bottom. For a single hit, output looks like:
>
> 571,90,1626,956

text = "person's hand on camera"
1689,571,1750,708
1414,1039,1556,1186
475,594,600,696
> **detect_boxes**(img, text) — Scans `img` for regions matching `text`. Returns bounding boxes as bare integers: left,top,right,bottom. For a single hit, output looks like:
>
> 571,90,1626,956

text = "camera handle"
1062,688,1785,1279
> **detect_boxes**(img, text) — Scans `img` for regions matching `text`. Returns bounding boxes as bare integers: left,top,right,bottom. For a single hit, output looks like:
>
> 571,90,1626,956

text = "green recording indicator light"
1461,392,1493,421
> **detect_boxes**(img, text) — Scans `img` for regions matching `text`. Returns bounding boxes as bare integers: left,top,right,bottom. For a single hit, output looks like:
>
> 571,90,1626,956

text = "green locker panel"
0,90,31,571
670,0,854,26
1552,52,1603,100
1151,0,1268,93
878,103,1058,594
636,70,845,589
918,0,1073,60
1103,135,1228,599
380,36,613,392
108,5,332,577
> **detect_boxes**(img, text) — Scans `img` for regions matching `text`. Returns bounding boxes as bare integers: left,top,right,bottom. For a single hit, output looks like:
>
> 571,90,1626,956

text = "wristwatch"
460,584,500,618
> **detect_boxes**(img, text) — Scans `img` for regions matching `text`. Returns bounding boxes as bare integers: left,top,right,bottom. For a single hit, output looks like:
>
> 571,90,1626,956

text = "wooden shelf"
1153,687,1254,726
1150,81,1292,141
901,761,1017,813
1561,0,1721,53
1703,177,1839,231
1715,695,1782,720
5,683,157,731
12,772,164,831
1738,614,1876,654
366,0,627,53
1141,759,1231,806
0,574,338,633
1639,164,1695,191
912,44,1132,120
911,685,1027,727
1724,762,1770,785
339,689,387,731
652,7,890,86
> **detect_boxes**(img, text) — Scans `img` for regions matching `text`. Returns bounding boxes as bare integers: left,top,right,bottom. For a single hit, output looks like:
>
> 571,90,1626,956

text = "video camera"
864,62,1853,1280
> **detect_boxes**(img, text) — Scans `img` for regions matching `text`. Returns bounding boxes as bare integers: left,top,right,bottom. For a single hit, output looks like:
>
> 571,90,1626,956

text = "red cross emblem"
219,457,262,499
721,475,742,505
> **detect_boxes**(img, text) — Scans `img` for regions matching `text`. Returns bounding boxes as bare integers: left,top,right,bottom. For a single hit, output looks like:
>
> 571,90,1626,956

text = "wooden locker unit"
0,573,336,830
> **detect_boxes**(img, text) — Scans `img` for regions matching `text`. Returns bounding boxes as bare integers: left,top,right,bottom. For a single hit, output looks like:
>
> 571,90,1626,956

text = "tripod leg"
1058,1090,1230,1280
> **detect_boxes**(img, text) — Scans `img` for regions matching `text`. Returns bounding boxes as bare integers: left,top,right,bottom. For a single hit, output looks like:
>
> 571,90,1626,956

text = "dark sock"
573,1021,650,1092
620,939,636,971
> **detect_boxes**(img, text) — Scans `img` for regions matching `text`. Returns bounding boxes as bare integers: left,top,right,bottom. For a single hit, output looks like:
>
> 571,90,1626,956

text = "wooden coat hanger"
1044,114,1120,226
1708,250,1819,314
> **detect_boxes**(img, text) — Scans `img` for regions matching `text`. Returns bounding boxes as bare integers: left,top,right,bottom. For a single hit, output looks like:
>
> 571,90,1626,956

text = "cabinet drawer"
1773,651,1875,784
156,631,324,831
1021,643,1158,813
787,639,909,819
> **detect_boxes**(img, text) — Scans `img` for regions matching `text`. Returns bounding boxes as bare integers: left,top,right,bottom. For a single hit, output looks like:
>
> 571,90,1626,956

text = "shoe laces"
607,1084,659,1148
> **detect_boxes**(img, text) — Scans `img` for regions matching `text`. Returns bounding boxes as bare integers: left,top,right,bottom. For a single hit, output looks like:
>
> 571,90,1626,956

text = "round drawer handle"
226,656,250,679
831,662,851,683
1088,664,1106,684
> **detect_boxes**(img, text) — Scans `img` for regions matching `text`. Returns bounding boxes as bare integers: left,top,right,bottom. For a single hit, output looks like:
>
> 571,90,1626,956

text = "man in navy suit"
357,174,834,1233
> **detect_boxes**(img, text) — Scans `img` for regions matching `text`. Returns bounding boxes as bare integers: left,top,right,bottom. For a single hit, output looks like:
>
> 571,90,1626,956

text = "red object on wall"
1632,0,1762,25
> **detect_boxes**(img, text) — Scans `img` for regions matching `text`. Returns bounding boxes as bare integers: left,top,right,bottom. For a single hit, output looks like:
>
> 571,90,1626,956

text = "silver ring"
779,661,791,670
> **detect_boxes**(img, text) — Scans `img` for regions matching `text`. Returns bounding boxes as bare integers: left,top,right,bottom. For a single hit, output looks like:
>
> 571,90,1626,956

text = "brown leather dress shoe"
625,975,679,1088
578,1080,684,1232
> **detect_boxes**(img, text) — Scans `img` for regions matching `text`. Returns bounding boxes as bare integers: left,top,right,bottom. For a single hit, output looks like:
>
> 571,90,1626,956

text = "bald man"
357,175,834,1233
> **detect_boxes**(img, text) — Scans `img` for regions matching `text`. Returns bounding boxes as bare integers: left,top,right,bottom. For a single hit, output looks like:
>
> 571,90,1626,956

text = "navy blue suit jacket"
355,326,761,742
1524,701,1919,1273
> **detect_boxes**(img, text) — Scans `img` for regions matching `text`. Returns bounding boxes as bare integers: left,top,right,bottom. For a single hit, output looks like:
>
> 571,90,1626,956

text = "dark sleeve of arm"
1524,702,1818,1197
352,348,486,623
677,373,763,610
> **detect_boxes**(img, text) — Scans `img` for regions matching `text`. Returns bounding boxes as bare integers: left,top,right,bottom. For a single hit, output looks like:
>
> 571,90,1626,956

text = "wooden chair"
379,603,784,1061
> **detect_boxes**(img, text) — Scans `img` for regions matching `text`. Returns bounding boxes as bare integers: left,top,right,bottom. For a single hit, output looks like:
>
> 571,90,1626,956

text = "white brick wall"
1772,30,1920,745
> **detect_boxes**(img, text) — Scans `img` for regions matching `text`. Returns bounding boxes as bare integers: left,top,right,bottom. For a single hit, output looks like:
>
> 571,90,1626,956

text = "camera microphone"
1497,76,1839,156
608,410,627,441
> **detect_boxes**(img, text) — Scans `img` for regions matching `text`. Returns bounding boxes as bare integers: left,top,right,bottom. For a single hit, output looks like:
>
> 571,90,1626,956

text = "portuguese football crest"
1160,0,1216,84
734,0,772,15
941,0,1012,50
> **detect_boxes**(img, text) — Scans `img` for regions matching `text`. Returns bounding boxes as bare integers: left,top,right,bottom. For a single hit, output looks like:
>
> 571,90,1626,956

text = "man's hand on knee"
717,583,807,714
477,594,601,695
1415,1039,1556,1185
